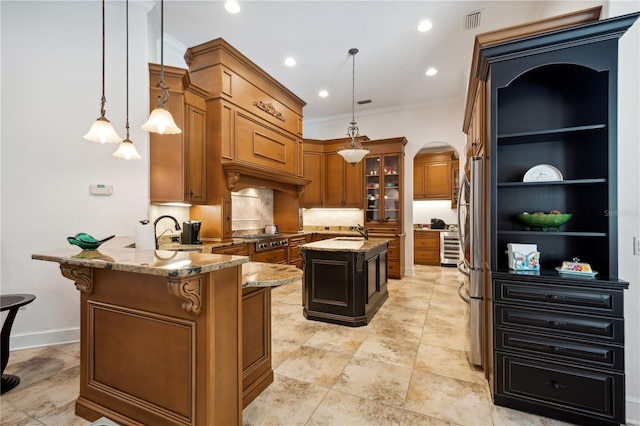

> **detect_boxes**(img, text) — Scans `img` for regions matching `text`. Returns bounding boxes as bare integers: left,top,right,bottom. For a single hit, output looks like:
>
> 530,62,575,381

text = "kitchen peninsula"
32,237,301,426
301,237,388,327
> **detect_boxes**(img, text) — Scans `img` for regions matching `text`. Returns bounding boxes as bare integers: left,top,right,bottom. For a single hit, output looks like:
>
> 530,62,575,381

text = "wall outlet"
634,237,640,256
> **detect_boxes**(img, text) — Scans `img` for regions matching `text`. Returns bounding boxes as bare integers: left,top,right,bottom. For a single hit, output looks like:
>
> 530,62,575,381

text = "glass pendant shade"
112,138,142,160
141,107,182,134
84,117,122,143
143,0,181,135
337,146,369,164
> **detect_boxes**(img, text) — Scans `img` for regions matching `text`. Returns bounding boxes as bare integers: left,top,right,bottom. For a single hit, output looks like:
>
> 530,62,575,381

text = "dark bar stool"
1,294,36,394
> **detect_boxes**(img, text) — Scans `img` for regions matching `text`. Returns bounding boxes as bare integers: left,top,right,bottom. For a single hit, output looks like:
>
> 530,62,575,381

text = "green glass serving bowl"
67,233,115,251
516,213,572,231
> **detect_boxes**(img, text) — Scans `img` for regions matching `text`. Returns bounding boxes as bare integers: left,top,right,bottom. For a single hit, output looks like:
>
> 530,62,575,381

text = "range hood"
223,162,311,198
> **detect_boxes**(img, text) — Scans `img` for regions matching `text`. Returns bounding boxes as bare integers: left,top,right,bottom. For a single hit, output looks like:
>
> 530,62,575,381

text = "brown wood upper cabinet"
149,64,208,204
413,151,454,200
325,152,362,207
300,138,363,208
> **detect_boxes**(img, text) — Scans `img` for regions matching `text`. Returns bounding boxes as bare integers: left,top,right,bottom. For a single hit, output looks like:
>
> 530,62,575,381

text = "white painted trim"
9,327,80,351
627,396,640,426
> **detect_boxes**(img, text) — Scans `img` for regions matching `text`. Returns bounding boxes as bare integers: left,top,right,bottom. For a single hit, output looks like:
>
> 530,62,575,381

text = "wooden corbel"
167,276,203,315
60,264,94,294
297,185,306,199
226,172,241,191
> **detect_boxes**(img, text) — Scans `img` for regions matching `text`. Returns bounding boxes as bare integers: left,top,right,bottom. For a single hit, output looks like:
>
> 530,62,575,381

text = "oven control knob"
281,240,288,246
270,241,278,247
258,243,266,250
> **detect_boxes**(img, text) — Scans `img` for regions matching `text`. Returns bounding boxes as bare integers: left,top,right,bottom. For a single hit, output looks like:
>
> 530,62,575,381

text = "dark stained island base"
301,237,389,327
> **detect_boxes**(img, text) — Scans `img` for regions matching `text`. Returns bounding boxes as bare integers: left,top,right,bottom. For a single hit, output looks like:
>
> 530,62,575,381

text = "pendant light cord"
99,0,107,119
347,48,359,148
351,50,355,125
156,0,170,106
125,0,130,139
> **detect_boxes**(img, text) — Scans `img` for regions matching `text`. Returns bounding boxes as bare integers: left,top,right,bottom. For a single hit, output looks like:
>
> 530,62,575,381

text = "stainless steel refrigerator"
457,156,484,368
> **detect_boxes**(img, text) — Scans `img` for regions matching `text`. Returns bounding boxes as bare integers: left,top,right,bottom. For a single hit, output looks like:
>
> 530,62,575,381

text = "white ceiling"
157,1,587,120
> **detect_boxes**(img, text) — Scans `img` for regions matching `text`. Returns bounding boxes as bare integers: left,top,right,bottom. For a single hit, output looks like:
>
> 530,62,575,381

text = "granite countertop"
32,237,248,278
301,237,389,252
242,262,302,288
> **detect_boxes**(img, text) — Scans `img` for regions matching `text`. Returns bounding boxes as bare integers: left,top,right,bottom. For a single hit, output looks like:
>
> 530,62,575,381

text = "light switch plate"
634,237,640,256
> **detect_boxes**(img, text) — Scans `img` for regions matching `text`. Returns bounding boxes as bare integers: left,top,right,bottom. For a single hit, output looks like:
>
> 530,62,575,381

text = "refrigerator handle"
457,281,470,304
457,173,470,251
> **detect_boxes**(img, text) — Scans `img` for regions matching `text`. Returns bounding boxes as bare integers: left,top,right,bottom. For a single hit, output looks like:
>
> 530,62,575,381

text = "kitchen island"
32,237,301,426
300,237,388,327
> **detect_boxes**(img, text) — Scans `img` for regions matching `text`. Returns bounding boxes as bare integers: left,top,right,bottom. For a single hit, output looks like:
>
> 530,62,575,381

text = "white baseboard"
9,327,79,351
627,396,640,426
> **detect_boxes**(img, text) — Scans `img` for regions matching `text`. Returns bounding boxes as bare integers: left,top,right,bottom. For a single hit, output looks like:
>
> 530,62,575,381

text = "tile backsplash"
231,188,274,230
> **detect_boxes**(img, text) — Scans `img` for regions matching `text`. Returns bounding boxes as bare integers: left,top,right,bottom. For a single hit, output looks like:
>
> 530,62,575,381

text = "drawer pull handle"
546,320,566,327
544,294,565,300
548,380,566,390
550,345,566,352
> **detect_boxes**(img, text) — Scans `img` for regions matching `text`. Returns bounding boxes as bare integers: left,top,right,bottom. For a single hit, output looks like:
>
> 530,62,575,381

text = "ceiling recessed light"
426,68,438,76
318,90,329,98
417,20,433,32
284,57,296,67
225,1,240,14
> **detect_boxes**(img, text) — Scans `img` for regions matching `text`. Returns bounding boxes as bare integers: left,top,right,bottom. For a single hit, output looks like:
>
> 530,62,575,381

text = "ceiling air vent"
465,10,482,30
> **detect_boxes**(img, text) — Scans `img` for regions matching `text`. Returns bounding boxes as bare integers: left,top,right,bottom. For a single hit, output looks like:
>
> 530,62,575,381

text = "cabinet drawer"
289,245,301,260
496,353,624,424
387,260,400,278
414,250,440,265
495,305,624,344
369,226,400,234
495,329,624,371
252,249,287,264
495,280,623,316
387,242,399,260
414,238,439,249
289,236,307,246
211,244,249,256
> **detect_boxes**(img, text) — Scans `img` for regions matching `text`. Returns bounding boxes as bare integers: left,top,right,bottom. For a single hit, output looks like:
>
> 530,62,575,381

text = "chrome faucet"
349,224,369,240
153,215,181,249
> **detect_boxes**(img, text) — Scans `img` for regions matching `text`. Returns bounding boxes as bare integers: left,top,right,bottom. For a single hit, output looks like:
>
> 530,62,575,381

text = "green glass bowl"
516,213,572,231
67,233,115,251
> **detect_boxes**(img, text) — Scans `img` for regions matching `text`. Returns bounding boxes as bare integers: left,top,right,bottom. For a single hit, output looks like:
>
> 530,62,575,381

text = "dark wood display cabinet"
476,12,639,426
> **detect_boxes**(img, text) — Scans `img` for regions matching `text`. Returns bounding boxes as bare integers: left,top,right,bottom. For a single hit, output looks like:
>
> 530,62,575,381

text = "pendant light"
113,0,141,160
336,48,369,165
141,0,182,135
83,0,122,144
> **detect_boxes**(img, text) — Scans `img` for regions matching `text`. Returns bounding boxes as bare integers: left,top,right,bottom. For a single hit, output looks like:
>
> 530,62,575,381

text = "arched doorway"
412,143,460,230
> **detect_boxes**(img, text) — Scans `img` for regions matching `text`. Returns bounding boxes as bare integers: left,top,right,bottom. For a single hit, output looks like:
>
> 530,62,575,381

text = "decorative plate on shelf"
523,164,563,182
555,258,597,277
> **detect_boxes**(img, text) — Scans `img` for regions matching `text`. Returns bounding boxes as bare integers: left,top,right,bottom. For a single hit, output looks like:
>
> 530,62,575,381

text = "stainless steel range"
235,234,289,252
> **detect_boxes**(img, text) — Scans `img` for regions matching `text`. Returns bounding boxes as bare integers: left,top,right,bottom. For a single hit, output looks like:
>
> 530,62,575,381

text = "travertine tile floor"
1,265,571,425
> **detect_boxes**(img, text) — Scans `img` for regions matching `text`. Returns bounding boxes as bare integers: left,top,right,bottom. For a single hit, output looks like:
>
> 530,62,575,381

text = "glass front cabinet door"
365,154,401,226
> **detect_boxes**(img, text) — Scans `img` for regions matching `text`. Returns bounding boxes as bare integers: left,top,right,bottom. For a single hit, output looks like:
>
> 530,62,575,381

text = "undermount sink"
333,237,365,241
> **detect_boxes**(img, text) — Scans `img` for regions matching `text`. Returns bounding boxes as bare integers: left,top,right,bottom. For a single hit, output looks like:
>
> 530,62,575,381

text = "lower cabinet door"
496,352,624,424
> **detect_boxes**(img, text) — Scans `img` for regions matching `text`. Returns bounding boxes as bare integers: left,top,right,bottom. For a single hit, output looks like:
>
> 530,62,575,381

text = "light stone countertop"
242,262,302,288
301,237,389,252
32,236,248,279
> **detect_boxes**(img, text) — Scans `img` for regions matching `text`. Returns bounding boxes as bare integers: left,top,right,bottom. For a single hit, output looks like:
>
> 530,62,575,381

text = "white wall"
1,1,152,346
610,1,640,423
